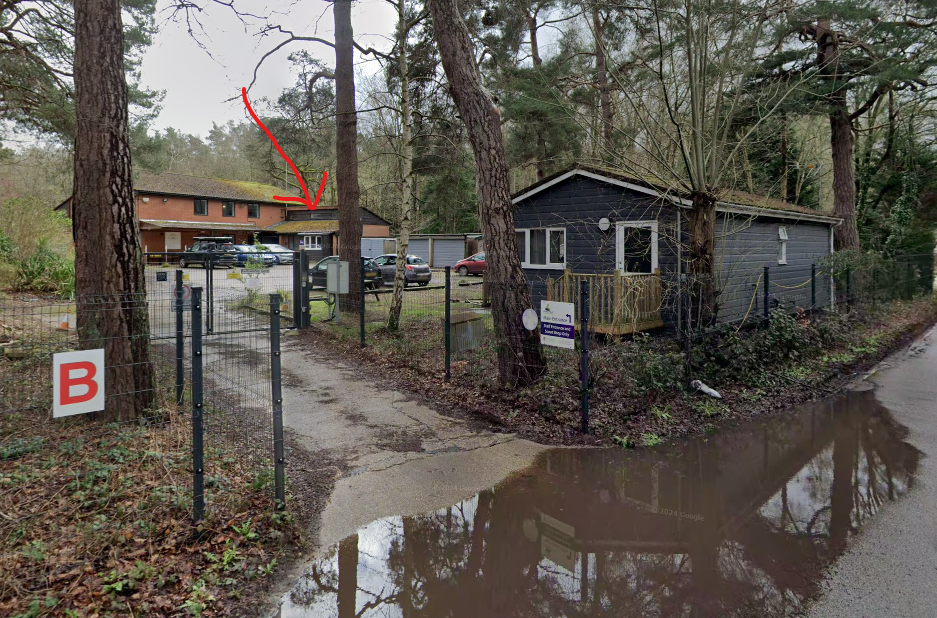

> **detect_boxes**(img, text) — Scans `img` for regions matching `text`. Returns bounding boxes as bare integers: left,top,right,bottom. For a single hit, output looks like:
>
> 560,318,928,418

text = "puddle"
273,390,919,617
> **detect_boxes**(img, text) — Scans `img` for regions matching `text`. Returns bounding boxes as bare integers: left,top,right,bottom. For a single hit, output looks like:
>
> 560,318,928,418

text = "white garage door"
408,239,430,262
431,239,465,267
361,238,386,258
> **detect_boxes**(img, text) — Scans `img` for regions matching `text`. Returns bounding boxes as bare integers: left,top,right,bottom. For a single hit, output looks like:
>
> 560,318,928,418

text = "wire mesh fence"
144,251,298,336
343,252,934,432
0,282,286,522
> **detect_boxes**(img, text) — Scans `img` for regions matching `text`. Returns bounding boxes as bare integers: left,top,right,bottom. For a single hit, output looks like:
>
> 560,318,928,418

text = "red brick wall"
137,194,287,227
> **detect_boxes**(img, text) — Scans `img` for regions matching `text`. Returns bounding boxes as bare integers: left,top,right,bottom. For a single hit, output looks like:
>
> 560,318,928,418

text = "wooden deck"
546,271,664,335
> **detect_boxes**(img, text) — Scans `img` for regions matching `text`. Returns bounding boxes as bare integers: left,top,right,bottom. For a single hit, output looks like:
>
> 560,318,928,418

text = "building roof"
139,219,262,231
135,173,302,204
512,166,841,225
266,220,339,234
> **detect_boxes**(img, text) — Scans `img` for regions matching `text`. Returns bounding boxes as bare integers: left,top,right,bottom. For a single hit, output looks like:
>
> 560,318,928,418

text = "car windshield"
265,244,289,252
234,246,252,252
408,256,426,265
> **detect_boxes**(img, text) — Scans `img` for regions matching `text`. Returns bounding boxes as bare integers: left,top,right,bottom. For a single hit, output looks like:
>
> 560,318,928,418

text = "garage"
361,238,388,258
429,238,466,267
407,238,430,262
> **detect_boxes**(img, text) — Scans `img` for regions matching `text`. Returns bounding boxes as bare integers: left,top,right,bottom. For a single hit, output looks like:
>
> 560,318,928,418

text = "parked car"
257,243,294,265
309,256,383,290
372,254,433,286
178,238,238,268
454,252,485,276
233,245,276,267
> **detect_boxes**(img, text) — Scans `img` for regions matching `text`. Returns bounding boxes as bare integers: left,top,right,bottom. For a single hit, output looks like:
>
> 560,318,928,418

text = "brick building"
55,173,391,255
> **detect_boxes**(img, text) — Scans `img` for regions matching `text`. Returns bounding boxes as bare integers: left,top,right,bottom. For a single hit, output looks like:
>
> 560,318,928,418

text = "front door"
616,221,658,274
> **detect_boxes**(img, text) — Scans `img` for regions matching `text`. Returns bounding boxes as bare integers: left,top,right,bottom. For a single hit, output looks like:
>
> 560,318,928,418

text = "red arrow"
242,86,326,210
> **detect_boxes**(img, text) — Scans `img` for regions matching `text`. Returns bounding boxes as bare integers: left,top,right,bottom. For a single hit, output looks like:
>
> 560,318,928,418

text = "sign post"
540,300,575,349
53,349,105,418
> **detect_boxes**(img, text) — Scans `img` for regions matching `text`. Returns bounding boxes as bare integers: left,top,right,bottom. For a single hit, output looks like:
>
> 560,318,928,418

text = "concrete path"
279,334,546,548
807,329,937,618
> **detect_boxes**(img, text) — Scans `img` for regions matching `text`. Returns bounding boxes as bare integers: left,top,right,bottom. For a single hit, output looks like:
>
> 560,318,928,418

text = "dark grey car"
373,254,432,286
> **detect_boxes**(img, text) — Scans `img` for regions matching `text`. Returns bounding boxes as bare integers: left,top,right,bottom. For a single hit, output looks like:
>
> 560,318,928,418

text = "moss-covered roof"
266,220,338,234
135,173,302,204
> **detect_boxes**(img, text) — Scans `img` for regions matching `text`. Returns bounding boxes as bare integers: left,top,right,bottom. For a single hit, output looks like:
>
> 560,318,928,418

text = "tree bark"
816,19,860,249
592,7,613,158
335,0,362,310
687,192,717,326
527,12,542,68
337,534,358,618
829,100,860,248
72,0,153,420
429,0,546,387
780,114,789,201
389,0,414,331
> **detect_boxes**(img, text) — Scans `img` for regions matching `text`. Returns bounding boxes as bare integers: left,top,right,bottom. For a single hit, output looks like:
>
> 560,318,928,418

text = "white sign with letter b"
53,349,105,418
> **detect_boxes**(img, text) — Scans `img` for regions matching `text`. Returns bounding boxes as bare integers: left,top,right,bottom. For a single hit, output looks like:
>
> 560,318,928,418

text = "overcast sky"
140,0,397,137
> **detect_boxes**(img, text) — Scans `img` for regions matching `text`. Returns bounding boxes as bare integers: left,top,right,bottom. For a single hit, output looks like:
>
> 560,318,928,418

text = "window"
615,221,658,273
222,201,235,217
247,203,260,218
515,228,566,268
194,199,208,216
778,226,788,265
302,235,322,250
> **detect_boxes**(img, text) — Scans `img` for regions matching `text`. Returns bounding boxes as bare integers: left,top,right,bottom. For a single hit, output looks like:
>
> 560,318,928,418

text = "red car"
455,252,486,276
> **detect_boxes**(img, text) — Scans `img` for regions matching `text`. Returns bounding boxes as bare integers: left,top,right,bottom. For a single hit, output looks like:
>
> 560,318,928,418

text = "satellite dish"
522,308,539,331
598,217,611,231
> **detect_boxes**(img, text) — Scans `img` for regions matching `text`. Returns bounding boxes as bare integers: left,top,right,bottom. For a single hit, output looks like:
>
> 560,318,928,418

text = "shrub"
628,334,684,396
10,239,75,297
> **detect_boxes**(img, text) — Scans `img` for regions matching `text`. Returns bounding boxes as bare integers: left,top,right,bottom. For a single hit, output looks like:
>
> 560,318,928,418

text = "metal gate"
145,251,300,335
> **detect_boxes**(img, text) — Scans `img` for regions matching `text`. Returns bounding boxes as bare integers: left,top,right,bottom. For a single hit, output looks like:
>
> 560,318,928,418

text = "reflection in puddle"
276,391,918,617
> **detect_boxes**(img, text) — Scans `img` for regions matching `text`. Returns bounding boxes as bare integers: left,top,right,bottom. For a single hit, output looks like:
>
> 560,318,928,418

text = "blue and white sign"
540,300,575,349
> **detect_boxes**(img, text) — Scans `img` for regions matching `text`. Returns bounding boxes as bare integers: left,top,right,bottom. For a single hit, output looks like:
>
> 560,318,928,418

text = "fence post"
175,270,185,406
360,259,366,348
763,266,770,323
580,279,590,434
445,267,451,382
205,253,214,334
269,294,286,510
810,263,817,311
190,287,205,523
292,252,304,329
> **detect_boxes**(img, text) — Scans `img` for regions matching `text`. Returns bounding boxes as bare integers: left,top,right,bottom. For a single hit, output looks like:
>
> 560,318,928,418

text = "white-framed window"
778,226,788,265
615,221,658,274
515,228,566,269
301,234,322,250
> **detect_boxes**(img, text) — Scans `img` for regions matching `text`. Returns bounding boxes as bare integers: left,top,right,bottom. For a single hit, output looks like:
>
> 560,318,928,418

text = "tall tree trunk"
829,100,860,248
389,0,414,331
528,11,546,180
527,12,542,68
335,0,362,310
429,0,546,387
687,193,717,326
72,0,153,420
816,18,860,249
780,114,789,201
592,7,613,158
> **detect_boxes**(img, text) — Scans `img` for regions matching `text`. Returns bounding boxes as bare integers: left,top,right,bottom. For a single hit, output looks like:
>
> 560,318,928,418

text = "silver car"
373,254,432,286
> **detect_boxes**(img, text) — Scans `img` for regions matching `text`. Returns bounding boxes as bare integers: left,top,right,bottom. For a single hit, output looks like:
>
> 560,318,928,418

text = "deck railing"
546,271,664,335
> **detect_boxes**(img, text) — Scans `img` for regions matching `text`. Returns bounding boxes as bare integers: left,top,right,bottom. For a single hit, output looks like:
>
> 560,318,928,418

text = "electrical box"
327,261,349,294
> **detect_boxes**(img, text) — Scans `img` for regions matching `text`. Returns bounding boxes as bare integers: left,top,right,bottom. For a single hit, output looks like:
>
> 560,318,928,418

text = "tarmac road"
807,327,937,618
